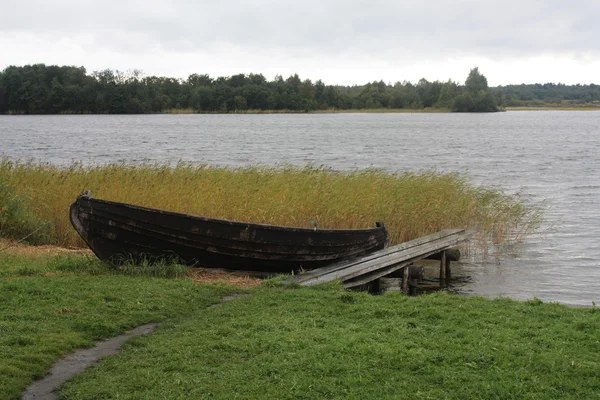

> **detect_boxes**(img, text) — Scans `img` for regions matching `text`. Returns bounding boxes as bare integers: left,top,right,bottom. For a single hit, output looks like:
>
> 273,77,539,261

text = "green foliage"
0,64,509,114
436,80,459,108
5,63,597,114
58,287,600,399
496,82,600,107
474,91,499,112
465,67,489,94
117,256,190,279
452,68,498,112
451,92,474,112
452,91,498,112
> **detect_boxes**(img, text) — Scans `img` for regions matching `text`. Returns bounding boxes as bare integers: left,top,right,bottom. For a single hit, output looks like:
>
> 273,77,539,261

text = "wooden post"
369,278,381,294
425,248,460,261
409,279,418,296
445,258,452,282
403,267,409,295
439,250,446,288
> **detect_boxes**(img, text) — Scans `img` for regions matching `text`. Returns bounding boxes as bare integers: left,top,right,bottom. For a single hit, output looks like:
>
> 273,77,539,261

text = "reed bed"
0,159,541,248
161,108,196,114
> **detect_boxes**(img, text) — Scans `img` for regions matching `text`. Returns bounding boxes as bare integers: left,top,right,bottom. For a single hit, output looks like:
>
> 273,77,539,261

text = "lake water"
1,112,599,306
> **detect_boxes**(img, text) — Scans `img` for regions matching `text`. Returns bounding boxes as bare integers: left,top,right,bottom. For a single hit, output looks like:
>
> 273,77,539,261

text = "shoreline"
505,106,600,111
3,106,600,115
2,239,592,307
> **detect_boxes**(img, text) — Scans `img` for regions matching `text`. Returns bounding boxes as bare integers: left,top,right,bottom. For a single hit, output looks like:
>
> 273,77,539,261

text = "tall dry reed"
0,159,541,248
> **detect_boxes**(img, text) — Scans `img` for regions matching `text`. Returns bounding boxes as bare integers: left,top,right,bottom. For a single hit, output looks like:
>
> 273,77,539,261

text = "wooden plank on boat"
290,229,474,287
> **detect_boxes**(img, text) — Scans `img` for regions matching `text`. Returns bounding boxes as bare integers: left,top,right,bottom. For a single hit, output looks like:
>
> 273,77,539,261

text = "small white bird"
309,220,319,231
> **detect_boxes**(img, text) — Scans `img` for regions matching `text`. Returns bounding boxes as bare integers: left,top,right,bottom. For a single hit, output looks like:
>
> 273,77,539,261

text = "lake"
1,111,599,306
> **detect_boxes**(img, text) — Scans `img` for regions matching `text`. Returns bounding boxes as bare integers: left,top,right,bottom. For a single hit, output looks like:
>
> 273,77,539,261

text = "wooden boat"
69,193,388,273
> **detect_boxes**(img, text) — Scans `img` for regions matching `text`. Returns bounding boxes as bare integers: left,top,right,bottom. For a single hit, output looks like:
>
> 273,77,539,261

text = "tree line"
0,64,596,115
498,83,600,107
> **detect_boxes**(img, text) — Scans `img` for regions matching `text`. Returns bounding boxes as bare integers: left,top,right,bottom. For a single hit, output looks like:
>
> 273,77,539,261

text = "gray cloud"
2,0,599,56
1,0,599,85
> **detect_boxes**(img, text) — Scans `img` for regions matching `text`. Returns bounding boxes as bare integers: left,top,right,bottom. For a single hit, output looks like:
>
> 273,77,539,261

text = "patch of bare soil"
188,268,262,288
1,240,264,288
0,239,90,258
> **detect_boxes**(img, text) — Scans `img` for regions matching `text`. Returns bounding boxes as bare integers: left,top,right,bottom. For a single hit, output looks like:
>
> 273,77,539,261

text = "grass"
0,252,239,400
0,160,542,249
58,285,600,399
2,248,598,399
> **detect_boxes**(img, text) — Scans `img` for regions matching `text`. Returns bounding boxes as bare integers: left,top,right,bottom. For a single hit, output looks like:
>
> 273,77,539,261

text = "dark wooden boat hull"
69,195,388,273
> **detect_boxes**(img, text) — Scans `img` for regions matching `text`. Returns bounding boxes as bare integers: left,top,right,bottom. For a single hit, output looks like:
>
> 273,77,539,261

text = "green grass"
2,252,599,399
0,253,239,400
0,160,542,248
57,286,600,399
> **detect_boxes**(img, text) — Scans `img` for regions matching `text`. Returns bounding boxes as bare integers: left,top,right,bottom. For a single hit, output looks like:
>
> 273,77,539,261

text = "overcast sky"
1,0,598,86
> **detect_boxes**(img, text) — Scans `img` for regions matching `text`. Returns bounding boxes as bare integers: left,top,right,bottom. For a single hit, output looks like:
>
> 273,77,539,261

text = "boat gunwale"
74,196,386,235
76,215,387,259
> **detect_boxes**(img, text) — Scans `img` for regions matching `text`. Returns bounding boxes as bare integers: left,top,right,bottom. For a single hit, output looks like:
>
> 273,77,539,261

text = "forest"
0,64,598,114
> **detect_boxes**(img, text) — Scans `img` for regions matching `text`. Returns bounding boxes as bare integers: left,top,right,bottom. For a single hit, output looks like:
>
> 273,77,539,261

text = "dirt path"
21,323,158,400
21,294,249,400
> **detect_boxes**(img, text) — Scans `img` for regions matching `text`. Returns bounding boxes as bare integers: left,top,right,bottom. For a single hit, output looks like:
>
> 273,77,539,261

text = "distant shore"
161,107,453,114
4,106,600,116
505,106,600,111
155,106,600,114
5,64,600,115
5,108,454,115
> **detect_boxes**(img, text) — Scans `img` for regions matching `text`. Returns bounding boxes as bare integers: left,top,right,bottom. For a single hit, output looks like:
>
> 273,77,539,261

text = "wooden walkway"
288,228,474,291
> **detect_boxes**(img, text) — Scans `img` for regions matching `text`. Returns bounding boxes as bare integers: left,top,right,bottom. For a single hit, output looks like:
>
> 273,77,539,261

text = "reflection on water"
1,111,599,305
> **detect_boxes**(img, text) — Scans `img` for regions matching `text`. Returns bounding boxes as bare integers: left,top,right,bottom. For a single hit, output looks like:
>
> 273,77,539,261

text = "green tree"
48,77,65,112
436,80,459,109
191,86,215,111
473,91,498,112
187,74,212,87
299,79,316,111
233,95,247,111
451,93,474,112
324,86,340,109
452,68,498,112
14,64,596,114
465,67,488,94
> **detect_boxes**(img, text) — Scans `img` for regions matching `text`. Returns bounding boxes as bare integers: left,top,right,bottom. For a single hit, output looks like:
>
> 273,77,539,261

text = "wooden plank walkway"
288,228,474,288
